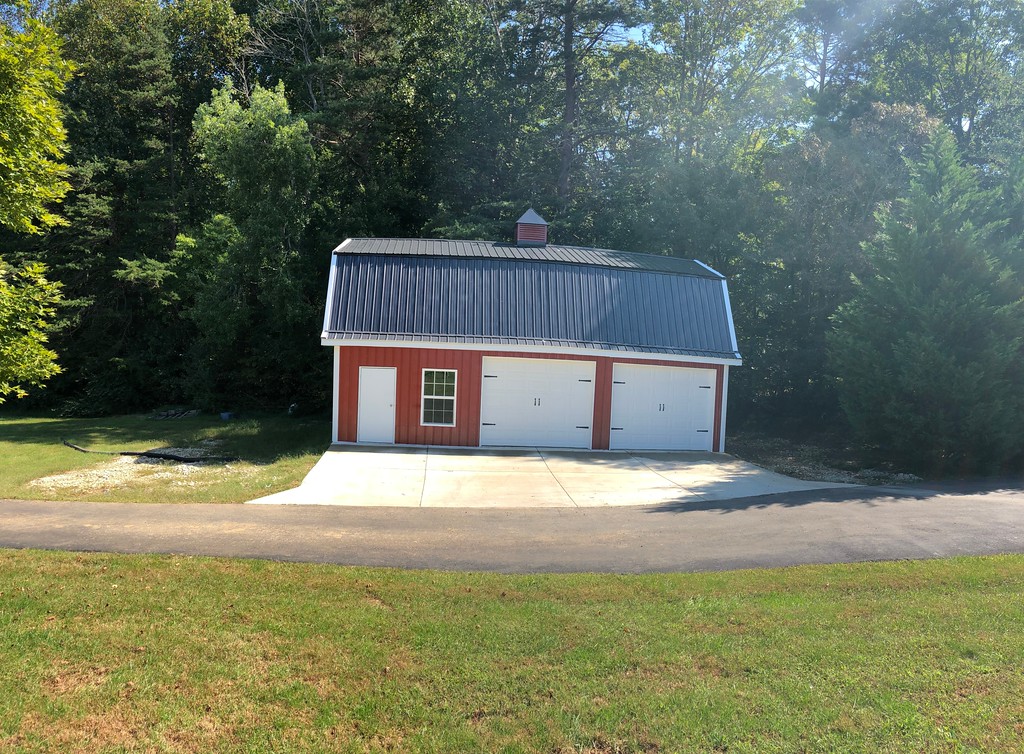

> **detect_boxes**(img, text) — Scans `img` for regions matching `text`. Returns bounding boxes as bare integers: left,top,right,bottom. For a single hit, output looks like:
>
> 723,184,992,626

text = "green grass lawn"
0,413,329,503
0,551,1021,753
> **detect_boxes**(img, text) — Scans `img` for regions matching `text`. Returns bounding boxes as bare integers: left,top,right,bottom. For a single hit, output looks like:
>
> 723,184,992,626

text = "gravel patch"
29,447,236,494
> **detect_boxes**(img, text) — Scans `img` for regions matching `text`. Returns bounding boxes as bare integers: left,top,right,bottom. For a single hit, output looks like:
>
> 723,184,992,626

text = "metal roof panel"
324,253,740,360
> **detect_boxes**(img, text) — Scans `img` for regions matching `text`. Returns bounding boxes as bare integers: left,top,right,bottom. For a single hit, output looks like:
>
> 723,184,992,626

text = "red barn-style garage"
321,211,742,451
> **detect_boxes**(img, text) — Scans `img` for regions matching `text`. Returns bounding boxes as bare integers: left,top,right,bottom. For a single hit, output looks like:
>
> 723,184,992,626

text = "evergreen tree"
734,103,939,426
829,132,1024,473
244,0,426,239
26,0,181,412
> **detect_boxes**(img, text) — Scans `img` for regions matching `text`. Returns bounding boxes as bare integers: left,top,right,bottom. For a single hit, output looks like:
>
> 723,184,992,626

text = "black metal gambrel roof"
321,238,740,361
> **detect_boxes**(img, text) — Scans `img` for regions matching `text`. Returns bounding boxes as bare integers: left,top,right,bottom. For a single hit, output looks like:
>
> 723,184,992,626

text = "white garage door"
480,357,596,448
609,363,716,450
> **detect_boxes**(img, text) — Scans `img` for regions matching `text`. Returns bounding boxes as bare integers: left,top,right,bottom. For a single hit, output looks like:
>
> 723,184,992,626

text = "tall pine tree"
829,132,1024,473
28,0,181,412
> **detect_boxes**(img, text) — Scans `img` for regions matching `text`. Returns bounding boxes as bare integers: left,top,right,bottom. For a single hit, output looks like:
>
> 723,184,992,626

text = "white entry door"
480,357,596,448
357,366,397,443
609,363,716,450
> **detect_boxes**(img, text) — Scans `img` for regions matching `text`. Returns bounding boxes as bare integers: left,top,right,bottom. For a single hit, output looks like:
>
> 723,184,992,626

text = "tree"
546,0,637,202
243,0,431,238
30,0,182,412
0,7,70,401
794,0,877,121
164,0,251,228
0,261,62,402
734,103,940,425
869,0,1024,160
179,80,320,406
193,81,316,248
0,9,73,233
165,0,249,118
646,0,798,160
417,0,647,240
828,132,1024,473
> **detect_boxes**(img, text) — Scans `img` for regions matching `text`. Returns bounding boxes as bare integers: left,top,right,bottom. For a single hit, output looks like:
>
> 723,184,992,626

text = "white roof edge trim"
319,337,742,366
321,249,344,335
720,278,739,354
693,258,725,278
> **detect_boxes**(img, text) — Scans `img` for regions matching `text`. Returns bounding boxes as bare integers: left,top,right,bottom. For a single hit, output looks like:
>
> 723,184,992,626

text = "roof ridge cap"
334,238,721,278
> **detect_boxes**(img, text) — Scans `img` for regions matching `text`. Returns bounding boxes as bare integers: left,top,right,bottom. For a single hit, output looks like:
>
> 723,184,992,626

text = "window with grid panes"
421,369,456,426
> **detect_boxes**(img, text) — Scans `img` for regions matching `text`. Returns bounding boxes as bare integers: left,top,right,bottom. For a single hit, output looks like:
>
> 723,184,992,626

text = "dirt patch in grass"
729,431,923,486
161,718,232,754
5,708,145,753
43,662,111,696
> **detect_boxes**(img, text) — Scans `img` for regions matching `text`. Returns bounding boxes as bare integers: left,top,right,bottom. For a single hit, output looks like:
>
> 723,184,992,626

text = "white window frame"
420,368,457,427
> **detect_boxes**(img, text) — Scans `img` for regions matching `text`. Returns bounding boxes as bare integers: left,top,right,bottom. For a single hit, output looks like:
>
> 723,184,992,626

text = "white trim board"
721,279,739,355
718,365,730,453
332,346,340,443
319,338,742,366
693,258,725,278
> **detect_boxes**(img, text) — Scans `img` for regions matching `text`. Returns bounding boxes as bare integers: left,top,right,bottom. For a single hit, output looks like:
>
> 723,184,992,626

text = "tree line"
3,0,1024,474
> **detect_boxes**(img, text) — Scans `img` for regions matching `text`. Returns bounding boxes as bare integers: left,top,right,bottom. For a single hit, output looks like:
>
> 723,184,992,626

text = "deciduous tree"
0,7,69,401
0,8,72,233
0,261,62,402
181,81,320,406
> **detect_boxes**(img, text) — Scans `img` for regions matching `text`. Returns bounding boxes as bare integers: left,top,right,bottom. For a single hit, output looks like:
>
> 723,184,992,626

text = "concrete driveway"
248,445,852,507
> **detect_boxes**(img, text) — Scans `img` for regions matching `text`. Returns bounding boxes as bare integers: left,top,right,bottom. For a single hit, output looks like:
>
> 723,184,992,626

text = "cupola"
514,208,548,246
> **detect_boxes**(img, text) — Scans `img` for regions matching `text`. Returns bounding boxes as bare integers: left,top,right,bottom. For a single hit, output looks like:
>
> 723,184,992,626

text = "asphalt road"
1,484,1023,573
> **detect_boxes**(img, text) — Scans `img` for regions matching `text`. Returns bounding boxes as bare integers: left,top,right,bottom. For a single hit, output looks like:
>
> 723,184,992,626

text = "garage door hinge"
578,379,592,382
699,385,712,389
697,429,709,432
613,380,626,384
484,375,497,378
576,425,590,429
611,427,624,431
482,422,496,426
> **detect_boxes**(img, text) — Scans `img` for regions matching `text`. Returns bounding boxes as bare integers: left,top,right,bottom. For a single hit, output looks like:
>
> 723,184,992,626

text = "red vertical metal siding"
337,346,483,446
592,358,613,450
337,345,725,449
